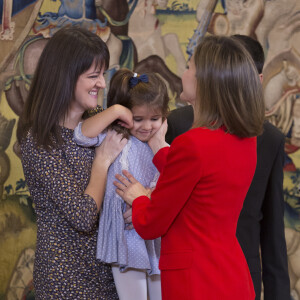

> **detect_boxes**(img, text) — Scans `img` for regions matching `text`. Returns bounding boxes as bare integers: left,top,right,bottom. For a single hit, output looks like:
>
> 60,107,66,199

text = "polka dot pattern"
20,127,119,299
74,125,161,276
97,136,161,275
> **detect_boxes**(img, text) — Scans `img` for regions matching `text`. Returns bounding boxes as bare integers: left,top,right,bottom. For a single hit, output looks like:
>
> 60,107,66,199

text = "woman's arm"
115,133,203,239
81,104,133,138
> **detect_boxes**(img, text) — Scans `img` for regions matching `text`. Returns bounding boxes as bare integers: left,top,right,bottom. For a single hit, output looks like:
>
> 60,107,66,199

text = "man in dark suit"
166,35,290,300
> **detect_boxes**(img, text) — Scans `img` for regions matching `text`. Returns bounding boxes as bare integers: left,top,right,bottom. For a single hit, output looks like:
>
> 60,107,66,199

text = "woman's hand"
148,119,169,155
95,129,128,166
114,170,148,206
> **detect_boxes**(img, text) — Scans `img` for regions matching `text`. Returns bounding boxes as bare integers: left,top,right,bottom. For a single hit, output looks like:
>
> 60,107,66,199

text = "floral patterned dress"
20,127,118,300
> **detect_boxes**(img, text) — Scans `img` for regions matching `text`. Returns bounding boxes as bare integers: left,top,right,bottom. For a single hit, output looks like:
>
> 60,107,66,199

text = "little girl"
74,69,169,300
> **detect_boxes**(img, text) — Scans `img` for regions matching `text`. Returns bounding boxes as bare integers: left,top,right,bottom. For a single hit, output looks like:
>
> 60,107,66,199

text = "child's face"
72,61,106,113
130,105,163,142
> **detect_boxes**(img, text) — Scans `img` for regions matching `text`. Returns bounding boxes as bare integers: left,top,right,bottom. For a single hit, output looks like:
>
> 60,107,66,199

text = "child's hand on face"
115,104,133,129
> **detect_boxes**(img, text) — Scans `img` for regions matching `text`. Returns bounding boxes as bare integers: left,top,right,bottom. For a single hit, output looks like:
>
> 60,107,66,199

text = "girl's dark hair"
17,26,109,148
106,69,169,138
193,35,265,138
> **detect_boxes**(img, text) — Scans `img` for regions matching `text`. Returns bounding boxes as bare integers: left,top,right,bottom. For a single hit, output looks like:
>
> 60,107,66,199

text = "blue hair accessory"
129,73,148,88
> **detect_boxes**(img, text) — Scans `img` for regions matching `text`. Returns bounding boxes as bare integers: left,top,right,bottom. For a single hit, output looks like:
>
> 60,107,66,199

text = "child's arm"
74,122,101,147
82,104,133,138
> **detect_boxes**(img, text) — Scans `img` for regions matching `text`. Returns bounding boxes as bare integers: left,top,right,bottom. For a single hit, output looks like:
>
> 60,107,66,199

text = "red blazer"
132,127,256,300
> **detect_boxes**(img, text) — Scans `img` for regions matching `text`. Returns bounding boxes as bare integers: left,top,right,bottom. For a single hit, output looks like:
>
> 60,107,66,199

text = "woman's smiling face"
72,61,106,113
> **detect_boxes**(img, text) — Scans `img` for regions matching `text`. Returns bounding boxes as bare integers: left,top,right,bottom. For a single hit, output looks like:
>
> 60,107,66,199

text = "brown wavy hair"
192,35,265,138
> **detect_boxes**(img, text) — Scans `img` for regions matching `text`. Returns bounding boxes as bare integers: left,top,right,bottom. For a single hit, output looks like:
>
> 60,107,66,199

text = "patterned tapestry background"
0,0,299,299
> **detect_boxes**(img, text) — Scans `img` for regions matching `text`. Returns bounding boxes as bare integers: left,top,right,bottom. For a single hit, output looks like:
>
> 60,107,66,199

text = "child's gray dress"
74,123,161,275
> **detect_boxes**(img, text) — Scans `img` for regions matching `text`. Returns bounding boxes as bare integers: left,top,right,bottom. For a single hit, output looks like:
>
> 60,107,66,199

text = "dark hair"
106,69,169,137
17,26,110,148
232,34,264,74
193,35,265,137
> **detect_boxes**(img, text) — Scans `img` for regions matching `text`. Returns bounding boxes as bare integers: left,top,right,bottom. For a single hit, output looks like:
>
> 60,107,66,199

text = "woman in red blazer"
114,35,265,300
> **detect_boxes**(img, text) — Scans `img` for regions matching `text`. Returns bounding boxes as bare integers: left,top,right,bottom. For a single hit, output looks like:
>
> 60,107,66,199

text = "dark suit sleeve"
165,111,177,144
260,136,290,299
166,106,194,144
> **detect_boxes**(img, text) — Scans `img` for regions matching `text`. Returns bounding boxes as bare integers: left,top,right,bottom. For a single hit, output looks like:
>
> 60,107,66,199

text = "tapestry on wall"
0,0,299,299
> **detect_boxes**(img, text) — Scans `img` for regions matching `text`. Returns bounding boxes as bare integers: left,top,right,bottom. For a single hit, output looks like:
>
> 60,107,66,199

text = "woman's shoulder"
173,127,219,143
169,128,206,156
178,126,255,141
20,127,74,157
21,126,73,142
172,126,255,154
19,128,36,151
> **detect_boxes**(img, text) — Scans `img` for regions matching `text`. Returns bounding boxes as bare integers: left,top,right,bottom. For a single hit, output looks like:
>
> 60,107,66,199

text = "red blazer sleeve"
132,134,203,240
152,147,169,173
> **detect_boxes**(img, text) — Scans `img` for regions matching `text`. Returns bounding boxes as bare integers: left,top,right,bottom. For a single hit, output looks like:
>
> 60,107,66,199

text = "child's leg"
111,266,148,300
147,274,162,300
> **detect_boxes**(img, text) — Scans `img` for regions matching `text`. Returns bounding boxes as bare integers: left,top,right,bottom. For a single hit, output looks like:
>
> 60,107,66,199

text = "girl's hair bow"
129,73,149,88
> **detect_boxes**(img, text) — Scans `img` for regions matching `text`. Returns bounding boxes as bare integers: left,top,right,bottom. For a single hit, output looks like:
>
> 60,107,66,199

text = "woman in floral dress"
17,26,132,299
